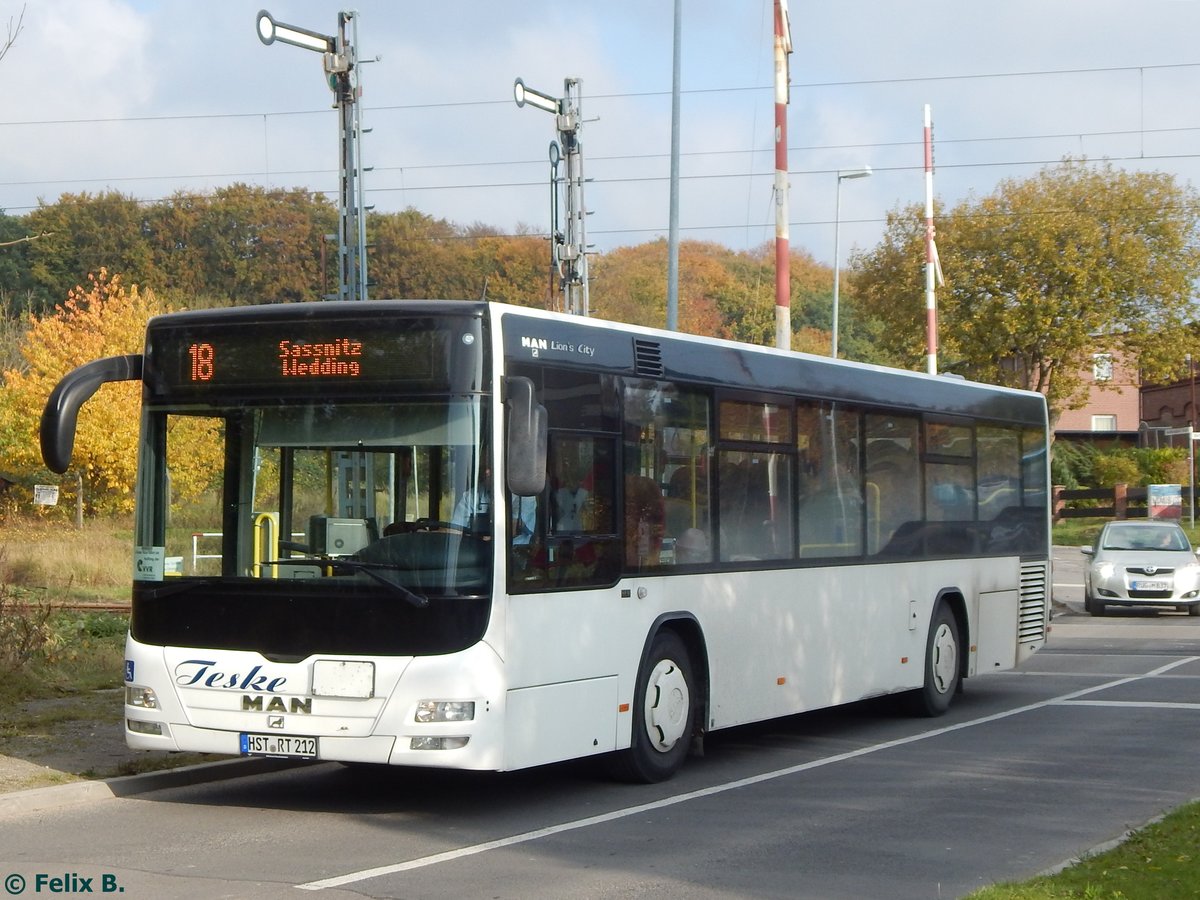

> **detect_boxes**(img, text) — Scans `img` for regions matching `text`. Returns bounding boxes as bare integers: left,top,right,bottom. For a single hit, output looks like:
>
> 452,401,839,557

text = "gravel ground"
0,689,204,794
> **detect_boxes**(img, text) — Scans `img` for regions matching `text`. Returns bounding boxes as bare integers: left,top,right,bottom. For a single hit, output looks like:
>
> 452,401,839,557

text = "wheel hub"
644,659,689,752
931,623,957,695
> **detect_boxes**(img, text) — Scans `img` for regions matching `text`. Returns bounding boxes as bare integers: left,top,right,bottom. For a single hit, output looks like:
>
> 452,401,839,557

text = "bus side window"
865,413,920,555
623,380,712,571
715,398,794,563
796,401,862,559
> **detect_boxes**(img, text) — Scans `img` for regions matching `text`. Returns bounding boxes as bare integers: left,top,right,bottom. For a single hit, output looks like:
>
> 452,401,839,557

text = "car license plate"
240,733,318,759
1131,580,1168,591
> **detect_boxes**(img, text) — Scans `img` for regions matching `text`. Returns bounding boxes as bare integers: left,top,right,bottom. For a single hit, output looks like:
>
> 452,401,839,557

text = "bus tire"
607,630,694,783
905,602,960,717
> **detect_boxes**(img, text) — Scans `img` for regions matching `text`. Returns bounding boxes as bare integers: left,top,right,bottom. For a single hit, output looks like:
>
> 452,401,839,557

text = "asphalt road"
3,560,1199,899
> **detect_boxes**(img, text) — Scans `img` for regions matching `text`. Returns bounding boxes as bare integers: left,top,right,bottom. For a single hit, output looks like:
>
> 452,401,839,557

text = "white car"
1081,520,1200,616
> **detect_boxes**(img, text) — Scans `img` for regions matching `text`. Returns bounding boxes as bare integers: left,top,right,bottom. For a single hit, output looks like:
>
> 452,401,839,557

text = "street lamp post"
831,166,871,358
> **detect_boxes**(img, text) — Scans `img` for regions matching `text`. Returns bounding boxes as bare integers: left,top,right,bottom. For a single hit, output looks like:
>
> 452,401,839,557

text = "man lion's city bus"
41,300,1050,782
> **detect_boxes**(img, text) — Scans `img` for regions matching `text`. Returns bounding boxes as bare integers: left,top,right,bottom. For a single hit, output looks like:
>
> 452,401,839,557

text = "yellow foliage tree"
0,269,218,515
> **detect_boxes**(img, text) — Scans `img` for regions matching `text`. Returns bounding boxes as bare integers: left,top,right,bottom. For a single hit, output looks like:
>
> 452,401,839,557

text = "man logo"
242,695,313,714
268,716,285,729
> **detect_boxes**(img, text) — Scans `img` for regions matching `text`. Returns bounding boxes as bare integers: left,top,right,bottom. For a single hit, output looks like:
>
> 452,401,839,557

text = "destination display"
149,318,453,394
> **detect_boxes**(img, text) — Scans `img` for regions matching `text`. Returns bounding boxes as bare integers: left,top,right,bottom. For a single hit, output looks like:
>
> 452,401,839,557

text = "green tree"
852,159,1200,422
0,210,41,312
183,184,333,304
24,193,156,312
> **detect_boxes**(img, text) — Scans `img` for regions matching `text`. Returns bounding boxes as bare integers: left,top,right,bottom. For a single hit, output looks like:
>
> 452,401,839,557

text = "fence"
1052,484,1194,523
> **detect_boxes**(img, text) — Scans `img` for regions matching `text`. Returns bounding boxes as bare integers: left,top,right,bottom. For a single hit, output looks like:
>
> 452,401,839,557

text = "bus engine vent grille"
1017,560,1049,644
633,339,664,377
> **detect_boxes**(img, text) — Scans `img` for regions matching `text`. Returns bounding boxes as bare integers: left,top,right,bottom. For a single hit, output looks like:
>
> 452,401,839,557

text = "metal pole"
331,13,364,301
773,0,792,351
560,78,587,316
349,12,368,302
831,176,843,358
666,0,681,331
923,104,938,374
830,167,869,358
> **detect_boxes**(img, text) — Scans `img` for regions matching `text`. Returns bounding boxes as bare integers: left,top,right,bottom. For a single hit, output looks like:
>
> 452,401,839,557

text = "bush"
1053,442,1189,489
0,583,57,673
1092,453,1141,488
1051,441,1097,489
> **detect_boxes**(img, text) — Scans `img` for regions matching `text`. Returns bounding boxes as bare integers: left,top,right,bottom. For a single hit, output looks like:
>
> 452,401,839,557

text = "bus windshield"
134,396,492,600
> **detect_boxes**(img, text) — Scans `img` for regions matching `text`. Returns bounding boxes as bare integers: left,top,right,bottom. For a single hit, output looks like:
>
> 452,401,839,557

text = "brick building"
1054,351,1140,446
1140,369,1198,448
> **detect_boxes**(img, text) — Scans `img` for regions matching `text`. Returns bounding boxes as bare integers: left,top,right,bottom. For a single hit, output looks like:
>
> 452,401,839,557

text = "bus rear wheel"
607,630,694,783
905,602,960,717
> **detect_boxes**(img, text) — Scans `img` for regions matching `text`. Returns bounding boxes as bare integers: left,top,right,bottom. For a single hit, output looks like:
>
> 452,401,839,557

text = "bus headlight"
126,686,159,709
410,736,469,750
415,700,475,723
127,719,163,736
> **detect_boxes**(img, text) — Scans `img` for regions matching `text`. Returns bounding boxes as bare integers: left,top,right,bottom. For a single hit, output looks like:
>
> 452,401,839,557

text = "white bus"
42,300,1050,782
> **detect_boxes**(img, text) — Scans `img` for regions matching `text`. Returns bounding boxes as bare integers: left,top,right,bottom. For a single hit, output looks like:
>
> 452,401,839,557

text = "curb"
0,757,313,819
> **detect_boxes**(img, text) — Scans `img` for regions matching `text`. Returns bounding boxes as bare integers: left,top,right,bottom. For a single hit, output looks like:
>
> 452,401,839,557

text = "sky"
3,0,1200,270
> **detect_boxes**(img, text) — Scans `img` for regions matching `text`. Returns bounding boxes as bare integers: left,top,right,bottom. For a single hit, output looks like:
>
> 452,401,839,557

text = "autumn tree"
468,230,554,308
591,240,736,338
0,270,218,514
370,208,475,300
852,159,1200,420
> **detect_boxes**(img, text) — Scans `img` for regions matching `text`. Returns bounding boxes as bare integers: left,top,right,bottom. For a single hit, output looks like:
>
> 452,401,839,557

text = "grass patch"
0,515,132,604
0,608,128,706
969,801,1200,898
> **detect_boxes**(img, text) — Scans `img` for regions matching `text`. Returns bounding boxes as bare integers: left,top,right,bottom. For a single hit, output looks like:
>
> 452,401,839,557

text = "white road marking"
297,655,1200,892
1056,699,1200,710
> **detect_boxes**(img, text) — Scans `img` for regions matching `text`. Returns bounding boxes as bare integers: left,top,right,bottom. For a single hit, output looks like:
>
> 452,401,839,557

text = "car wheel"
1190,604,1200,618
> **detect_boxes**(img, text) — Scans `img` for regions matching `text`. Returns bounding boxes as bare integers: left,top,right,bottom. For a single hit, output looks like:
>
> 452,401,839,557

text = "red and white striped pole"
773,0,792,351
923,103,938,375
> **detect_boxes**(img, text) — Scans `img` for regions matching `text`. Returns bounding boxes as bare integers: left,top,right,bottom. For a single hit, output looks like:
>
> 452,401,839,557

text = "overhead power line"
3,60,1199,128
4,123,1199,196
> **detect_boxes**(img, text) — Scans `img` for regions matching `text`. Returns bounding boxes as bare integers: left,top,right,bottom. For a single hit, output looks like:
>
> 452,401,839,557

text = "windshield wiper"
262,558,429,609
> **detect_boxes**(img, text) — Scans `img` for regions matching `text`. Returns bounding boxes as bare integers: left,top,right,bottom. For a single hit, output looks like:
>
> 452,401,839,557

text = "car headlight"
1096,562,1115,579
1177,563,1200,582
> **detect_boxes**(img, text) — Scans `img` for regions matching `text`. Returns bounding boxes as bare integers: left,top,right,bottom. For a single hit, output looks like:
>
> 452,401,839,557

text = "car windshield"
1101,525,1190,552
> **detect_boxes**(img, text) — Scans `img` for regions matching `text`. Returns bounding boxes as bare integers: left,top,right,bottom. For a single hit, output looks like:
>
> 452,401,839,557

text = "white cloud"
2,0,1200,262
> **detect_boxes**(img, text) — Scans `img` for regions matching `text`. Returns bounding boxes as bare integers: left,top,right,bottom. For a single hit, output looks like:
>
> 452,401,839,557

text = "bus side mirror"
504,375,547,496
41,354,143,474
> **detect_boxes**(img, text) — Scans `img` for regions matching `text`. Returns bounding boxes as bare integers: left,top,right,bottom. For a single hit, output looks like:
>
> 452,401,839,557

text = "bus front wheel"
608,630,694,783
905,602,960,717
